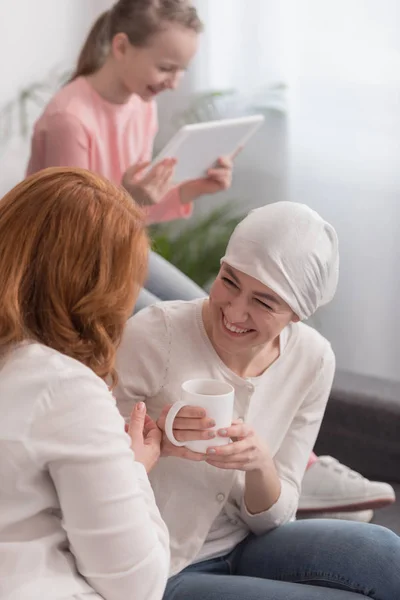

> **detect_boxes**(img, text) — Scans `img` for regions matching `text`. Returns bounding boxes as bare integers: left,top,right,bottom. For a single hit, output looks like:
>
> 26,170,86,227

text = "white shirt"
194,326,291,565
0,342,169,600
115,300,336,576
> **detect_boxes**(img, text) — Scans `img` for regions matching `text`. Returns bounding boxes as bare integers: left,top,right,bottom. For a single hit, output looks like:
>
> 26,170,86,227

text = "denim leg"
230,519,400,599
163,555,365,600
132,250,206,314
145,251,207,301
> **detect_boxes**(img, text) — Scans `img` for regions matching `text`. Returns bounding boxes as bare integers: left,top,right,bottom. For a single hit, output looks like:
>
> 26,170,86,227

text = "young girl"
26,0,232,309
114,202,400,600
0,168,169,600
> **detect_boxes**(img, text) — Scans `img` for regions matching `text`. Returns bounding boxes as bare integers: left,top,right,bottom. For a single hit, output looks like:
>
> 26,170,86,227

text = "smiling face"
207,264,299,358
112,23,199,101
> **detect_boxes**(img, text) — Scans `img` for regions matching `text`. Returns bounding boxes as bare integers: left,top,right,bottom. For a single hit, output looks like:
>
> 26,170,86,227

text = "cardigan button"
216,493,225,503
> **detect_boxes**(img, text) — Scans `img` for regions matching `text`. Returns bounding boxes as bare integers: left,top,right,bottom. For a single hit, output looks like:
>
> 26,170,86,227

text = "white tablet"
152,114,265,183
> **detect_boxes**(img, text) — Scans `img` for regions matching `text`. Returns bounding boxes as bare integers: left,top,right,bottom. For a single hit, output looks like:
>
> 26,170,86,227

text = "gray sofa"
314,370,400,534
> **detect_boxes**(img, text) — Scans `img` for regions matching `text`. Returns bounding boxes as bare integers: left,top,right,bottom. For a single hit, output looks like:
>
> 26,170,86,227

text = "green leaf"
149,204,244,288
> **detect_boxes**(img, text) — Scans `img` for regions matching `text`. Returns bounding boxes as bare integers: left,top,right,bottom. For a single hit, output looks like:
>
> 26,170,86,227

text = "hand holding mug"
159,379,235,460
205,421,270,471
157,404,213,461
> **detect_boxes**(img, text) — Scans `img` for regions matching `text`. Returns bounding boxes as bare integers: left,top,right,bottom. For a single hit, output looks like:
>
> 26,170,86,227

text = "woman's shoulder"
119,300,203,366
290,321,335,364
2,342,108,399
126,299,201,336
0,343,112,442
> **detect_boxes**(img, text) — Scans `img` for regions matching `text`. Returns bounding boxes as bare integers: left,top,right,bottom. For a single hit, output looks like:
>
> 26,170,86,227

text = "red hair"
0,167,148,383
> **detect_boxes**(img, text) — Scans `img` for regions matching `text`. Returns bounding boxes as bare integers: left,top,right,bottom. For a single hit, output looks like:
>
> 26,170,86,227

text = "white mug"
164,379,235,453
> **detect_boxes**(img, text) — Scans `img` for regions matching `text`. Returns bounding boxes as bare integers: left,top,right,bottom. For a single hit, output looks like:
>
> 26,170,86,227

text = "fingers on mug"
164,401,189,447
164,379,235,453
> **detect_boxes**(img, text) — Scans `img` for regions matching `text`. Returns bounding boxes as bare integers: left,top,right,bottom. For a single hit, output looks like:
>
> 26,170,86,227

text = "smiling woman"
208,263,299,356
114,200,400,600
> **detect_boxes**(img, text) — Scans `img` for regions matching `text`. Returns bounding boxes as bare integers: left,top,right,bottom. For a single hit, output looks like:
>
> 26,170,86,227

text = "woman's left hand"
179,156,233,204
205,421,270,471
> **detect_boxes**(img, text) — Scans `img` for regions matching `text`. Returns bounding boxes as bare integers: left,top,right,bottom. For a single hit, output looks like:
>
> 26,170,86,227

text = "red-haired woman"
0,167,169,600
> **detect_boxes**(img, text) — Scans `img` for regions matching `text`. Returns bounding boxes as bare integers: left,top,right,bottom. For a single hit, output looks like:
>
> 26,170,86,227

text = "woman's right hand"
156,404,215,461
127,402,162,473
122,158,177,207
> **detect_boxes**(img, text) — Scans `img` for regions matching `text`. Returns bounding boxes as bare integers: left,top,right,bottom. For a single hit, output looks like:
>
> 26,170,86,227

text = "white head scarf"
220,202,339,320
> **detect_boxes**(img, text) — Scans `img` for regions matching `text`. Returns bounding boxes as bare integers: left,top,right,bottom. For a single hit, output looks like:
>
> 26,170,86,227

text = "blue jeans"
164,520,400,600
134,251,206,313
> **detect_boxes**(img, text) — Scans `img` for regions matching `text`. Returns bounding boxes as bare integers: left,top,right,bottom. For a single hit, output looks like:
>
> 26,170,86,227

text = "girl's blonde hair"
71,0,203,80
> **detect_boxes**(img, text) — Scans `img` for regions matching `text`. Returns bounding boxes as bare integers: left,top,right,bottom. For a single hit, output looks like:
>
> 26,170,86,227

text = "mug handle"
164,401,188,447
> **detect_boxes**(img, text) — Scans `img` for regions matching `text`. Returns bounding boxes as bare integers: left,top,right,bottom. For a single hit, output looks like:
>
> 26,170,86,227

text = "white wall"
285,0,400,382
0,0,112,195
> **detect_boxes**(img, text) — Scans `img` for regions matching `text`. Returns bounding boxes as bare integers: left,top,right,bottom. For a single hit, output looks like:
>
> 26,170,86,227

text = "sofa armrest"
314,369,400,483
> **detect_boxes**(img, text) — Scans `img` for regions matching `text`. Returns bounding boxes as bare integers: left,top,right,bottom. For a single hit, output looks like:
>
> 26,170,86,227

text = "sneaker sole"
297,496,395,513
297,509,374,523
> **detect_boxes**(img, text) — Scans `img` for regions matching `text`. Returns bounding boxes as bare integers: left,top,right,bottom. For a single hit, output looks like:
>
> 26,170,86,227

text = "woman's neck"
202,301,280,379
86,61,133,104
219,341,280,379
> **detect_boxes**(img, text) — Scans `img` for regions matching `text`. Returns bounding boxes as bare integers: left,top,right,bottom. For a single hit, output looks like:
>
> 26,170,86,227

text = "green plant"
150,204,243,289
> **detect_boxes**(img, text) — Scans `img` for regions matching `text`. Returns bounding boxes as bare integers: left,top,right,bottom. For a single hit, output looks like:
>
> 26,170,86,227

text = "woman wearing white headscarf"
115,202,400,600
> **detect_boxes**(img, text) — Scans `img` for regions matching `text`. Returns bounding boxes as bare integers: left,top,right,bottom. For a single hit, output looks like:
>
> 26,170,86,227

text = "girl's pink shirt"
26,76,192,224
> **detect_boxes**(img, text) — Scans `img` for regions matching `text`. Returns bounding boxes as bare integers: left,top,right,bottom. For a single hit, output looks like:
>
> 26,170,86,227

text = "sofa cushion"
314,369,400,483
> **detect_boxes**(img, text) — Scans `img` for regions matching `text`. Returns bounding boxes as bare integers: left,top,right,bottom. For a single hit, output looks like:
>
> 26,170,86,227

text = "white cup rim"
181,378,234,397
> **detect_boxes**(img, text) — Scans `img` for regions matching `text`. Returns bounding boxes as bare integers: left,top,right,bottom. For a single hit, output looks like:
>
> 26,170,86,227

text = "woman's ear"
291,313,301,323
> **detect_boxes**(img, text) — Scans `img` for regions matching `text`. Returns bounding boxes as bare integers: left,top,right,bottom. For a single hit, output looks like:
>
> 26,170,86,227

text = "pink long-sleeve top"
26,76,192,224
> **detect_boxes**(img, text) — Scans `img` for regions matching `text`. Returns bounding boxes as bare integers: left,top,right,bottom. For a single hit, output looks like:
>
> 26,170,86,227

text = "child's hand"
179,156,234,204
122,159,176,206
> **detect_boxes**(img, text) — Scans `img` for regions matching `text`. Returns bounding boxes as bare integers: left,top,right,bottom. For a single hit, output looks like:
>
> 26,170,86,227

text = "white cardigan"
0,342,169,600
115,300,336,576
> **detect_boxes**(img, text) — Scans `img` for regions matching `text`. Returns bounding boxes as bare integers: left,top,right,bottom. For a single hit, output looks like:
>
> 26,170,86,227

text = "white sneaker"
298,455,396,513
297,509,374,523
